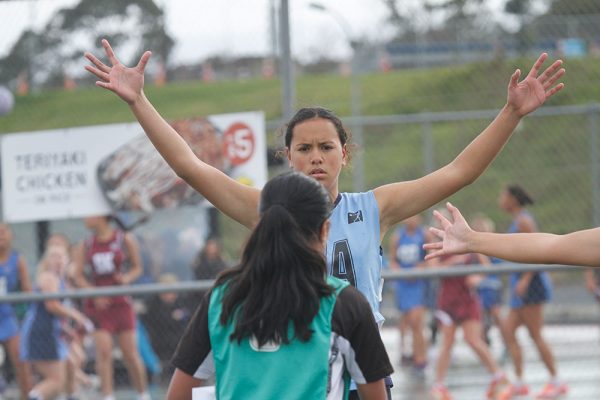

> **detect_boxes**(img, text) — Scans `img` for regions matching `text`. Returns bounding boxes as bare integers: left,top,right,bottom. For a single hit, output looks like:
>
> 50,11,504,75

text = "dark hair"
506,184,534,206
284,107,351,149
105,214,149,231
215,172,334,346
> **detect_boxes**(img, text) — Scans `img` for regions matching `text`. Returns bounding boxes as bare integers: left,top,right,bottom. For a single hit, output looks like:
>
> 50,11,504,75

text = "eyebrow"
294,140,336,146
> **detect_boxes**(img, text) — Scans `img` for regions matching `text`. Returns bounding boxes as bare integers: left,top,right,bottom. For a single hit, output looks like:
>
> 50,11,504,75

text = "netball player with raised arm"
84,39,565,399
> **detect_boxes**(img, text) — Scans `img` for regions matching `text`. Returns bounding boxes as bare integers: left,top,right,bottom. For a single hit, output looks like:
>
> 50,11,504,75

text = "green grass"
1,56,599,261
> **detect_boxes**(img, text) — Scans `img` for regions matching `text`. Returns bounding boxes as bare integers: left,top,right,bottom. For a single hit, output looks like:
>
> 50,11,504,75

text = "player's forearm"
467,231,556,264
469,228,600,267
129,92,200,178
450,104,521,184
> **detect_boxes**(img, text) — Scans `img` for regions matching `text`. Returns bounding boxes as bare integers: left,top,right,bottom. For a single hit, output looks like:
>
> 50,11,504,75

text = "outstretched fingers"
538,59,563,83
102,38,121,66
509,69,521,89
542,68,566,98
542,66,565,87
426,228,444,244
545,82,565,99
84,65,109,82
526,52,548,78
445,202,463,225
135,51,152,73
84,52,111,74
423,236,444,260
432,209,452,231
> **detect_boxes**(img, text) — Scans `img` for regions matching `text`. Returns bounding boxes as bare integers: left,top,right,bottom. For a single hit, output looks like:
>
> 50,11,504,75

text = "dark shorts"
510,272,552,309
21,331,68,361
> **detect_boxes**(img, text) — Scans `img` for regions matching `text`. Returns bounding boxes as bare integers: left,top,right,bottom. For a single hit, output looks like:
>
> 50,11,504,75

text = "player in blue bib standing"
387,214,429,374
85,39,565,399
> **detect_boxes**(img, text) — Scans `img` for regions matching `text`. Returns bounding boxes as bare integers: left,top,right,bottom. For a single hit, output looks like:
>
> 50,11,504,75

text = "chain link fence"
0,0,599,399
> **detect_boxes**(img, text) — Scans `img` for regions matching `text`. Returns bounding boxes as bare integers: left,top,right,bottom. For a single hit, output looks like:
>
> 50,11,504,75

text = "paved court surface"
385,324,600,400
1,324,598,399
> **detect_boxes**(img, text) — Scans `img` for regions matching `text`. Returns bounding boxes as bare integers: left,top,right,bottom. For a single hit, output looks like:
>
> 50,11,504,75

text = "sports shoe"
535,382,568,399
400,354,413,366
486,374,510,399
430,385,452,400
411,362,427,380
497,384,529,400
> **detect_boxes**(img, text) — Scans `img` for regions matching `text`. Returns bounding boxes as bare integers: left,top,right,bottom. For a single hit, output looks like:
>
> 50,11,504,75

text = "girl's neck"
329,189,339,203
95,226,114,242
510,206,524,218
0,248,10,260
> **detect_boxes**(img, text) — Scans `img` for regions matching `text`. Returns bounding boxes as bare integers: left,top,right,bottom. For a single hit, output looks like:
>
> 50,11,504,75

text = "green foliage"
0,0,173,87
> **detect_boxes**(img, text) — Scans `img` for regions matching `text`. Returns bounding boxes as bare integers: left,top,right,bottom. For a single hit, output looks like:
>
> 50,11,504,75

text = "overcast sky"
0,0,399,65
0,0,526,65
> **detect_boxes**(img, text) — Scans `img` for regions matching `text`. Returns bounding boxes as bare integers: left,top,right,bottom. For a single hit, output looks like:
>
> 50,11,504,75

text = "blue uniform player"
21,244,91,400
0,223,33,399
496,185,564,398
386,215,429,371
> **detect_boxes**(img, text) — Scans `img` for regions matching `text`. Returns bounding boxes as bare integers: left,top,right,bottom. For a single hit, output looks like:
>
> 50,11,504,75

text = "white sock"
514,378,525,388
28,390,42,400
102,395,116,400
136,392,152,400
492,371,506,381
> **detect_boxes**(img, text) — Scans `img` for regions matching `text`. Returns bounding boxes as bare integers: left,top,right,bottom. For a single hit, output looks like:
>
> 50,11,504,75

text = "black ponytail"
507,184,534,206
216,172,333,346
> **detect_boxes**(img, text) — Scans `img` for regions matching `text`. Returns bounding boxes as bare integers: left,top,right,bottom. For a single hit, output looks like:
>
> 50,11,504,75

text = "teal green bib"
208,276,349,400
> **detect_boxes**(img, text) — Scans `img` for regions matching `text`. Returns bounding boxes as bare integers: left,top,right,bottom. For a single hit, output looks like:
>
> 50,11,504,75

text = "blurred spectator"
20,244,91,400
140,274,190,383
585,269,600,302
428,209,509,400
496,184,567,398
72,215,151,400
470,215,510,353
191,238,227,280
0,223,33,399
45,232,98,399
387,214,430,374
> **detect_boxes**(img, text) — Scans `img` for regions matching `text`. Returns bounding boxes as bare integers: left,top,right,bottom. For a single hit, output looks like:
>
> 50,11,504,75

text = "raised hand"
423,202,471,260
84,39,152,105
507,52,565,117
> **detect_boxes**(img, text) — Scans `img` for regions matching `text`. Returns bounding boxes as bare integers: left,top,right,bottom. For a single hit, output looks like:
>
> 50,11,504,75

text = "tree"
545,0,600,15
381,0,498,43
0,0,174,89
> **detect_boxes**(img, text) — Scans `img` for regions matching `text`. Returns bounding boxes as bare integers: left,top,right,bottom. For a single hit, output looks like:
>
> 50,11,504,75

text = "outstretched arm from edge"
84,39,260,228
375,53,565,235
425,202,600,268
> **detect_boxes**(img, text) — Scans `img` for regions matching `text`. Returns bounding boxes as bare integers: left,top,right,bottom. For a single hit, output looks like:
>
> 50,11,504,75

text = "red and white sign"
1,111,266,222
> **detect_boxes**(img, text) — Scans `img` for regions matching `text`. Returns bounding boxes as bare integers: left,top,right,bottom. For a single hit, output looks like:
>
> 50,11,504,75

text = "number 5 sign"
210,111,267,189
223,122,255,166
